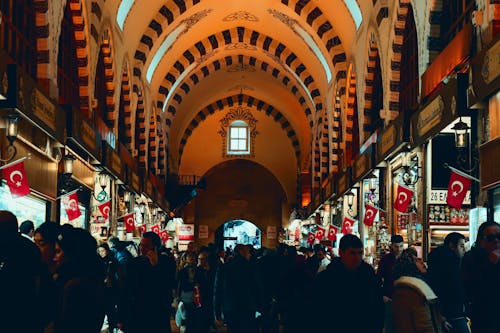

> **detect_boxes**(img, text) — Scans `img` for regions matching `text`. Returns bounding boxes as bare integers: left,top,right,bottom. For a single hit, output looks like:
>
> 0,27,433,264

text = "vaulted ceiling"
105,0,364,202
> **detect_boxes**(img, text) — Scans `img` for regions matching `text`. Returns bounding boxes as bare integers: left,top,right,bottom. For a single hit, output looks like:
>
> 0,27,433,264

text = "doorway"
215,219,262,251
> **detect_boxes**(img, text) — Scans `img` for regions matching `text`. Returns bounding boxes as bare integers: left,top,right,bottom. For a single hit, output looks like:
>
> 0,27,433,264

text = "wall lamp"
345,189,358,218
63,154,76,176
452,117,469,149
0,114,20,162
93,172,109,202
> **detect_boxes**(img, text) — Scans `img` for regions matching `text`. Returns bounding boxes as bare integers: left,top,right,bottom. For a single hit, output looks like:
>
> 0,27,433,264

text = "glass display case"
0,184,48,228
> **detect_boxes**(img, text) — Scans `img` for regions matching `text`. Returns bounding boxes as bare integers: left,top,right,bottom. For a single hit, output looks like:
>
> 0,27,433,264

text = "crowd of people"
1,208,499,333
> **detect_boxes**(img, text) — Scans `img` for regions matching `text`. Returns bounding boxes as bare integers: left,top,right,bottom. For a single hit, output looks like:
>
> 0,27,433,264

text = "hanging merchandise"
62,191,82,221
160,229,169,243
327,225,338,241
138,224,147,235
394,184,414,212
363,204,379,226
97,200,111,220
342,217,355,234
307,232,315,245
151,224,160,235
446,169,473,209
1,159,30,198
315,226,325,241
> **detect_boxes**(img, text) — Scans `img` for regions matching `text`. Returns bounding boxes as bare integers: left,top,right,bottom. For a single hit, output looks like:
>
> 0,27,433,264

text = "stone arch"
363,31,384,141
133,84,147,168
148,103,159,173
118,62,132,151
345,65,359,164
89,0,105,42
94,27,116,127
331,87,342,171
161,54,314,136
178,94,301,162
155,27,322,117
34,0,50,86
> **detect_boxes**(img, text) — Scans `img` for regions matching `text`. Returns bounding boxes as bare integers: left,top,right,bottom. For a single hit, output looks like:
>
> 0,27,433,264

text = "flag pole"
444,163,480,183
56,187,82,200
117,212,133,220
0,154,32,171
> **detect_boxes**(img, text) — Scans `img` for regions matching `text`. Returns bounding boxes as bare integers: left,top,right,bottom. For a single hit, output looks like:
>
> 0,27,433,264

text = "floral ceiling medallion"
223,11,259,22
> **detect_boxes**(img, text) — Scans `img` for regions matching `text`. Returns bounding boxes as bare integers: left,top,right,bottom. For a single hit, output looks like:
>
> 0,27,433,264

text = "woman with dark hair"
34,222,61,274
462,221,500,333
97,243,121,333
53,228,105,333
392,249,443,333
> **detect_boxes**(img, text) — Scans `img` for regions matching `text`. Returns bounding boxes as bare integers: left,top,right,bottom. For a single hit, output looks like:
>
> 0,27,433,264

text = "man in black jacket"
313,234,384,333
118,232,175,333
214,244,260,333
428,232,469,333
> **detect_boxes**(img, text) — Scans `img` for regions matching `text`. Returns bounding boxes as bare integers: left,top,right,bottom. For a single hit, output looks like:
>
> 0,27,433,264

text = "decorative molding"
267,9,296,28
225,43,257,51
226,63,256,72
222,11,259,22
182,9,213,30
218,105,258,158
195,49,219,64
227,84,255,92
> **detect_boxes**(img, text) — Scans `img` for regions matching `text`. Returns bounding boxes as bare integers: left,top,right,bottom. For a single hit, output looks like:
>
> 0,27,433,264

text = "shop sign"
178,224,195,241
380,124,397,156
67,107,101,160
80,120,97,152
267,226,277,240
145,180,153,199
337,168,351,195
429,189,471,205
479,137,500,190
416,96,445,139
468,36,500,107
108,148,122,178
199,225,209,239
131,172,141,193
353,144,375,183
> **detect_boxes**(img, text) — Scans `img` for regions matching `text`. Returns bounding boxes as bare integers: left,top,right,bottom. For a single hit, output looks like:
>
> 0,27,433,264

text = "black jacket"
427,246,466,319
313,257,384,333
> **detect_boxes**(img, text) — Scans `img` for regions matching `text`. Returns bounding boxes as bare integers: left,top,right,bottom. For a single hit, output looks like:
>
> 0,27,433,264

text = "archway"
215,219,262,252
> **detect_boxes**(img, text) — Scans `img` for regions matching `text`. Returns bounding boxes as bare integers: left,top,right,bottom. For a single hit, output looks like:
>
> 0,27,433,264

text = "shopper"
97,243,121,333
53,227,105,333
108,236,133,273
34,221,61,274
462,221,500,333
314,244,330,275
19,219,35,241
392,249,443,333
313,234,383,333
428,232,469,333
118,232,174,333
214,244,260,333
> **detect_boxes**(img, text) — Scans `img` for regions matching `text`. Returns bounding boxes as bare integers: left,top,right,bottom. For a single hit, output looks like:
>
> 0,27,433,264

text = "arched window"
228,120,250,154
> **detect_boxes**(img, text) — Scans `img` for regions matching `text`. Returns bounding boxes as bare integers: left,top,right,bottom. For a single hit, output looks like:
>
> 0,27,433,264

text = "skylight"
344,0,362,29
161,61,198,112
146,24,186,83
116,0,134,30
294,24,332,84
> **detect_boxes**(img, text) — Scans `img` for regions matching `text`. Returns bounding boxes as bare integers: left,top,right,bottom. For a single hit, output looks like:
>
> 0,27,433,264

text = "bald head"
0,210,19,241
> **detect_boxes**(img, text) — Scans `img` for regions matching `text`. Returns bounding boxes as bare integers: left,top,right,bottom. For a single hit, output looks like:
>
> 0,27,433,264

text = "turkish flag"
97,200,111,219
446,170,472,209
294,226,300,241
327,225,338,241
151,224,160,235
160,229,168,243
363,204,379,226
138,224,147,235
123,213,135,233
341,217,355,234
315,226,325,241
2,160,30,197
394,184,414,212
63,192,81,221
307,232,315,245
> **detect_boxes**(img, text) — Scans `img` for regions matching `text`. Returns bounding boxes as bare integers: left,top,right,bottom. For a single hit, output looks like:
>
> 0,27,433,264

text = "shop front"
376,112,414,254
468,36,500,224
411,74,473,254
0,59,62,227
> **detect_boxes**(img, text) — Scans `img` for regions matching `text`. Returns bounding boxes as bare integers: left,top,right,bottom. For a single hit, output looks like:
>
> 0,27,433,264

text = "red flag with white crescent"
2,160,30,197
327,225,338,241
307,232,315,245
123,213,135,233
363,204,379,226
446,170,472,209
63,191,81,221
138,224,146,235
394,184,414,212
151,224,160,235
97,200,111,220
160,229,169,243
294,226,301,241
315,226,325,241
341,217,355,234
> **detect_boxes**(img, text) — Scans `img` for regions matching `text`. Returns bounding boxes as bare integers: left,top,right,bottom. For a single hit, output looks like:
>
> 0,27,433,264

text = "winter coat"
312,257,384,333
377,252,397,297
462,247,500,333
427,246,466,319
392,276,443,333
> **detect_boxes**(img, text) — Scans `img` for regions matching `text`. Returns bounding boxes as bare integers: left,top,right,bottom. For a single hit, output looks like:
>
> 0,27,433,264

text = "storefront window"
0,184,47,228
59,203,87,229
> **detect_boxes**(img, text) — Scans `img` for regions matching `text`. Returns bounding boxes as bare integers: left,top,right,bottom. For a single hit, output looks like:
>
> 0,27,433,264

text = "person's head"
444,232,466,258
475,221,500,253
0,210,19,242
97,243,110,258
19,220,35,237
234,244,251,260
393,248,426,280
314,244,326,259
391,235,404,258
34,222,61,267
54,228,98,268
140,232,161,256
185,251,197,266
108,236,119,248
187,241,196,253
339,234,363,271
197,251,209,269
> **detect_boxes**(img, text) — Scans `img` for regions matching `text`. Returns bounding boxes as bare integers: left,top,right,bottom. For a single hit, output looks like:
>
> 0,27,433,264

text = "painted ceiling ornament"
218,105,258,137
222,11,259,22
262,49,285,67
195,49,219,64
225,43,257,51
226,61,256,72
227,84,255,92
267,9,296,28
182,8,213,31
